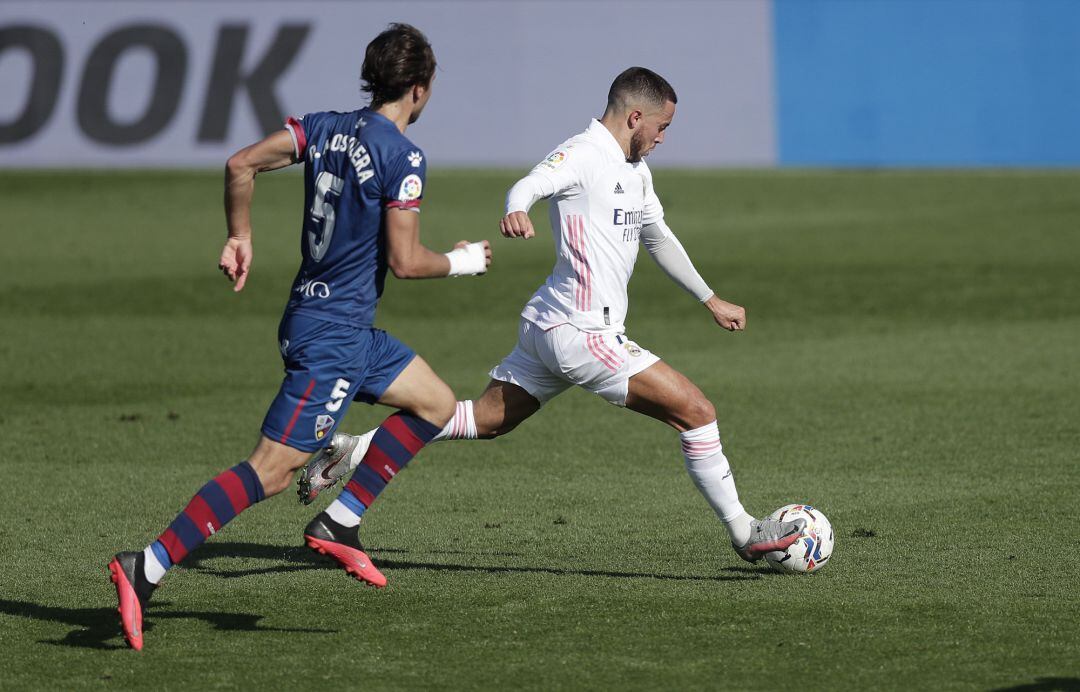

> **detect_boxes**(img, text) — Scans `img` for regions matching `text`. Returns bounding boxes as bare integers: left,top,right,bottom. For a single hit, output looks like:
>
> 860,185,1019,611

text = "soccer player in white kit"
300,67,804,565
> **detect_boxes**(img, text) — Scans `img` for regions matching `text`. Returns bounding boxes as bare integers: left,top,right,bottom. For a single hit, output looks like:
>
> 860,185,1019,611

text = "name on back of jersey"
326,133,374,184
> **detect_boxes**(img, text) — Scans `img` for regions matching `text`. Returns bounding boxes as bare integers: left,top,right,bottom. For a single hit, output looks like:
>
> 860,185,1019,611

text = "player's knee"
683,395,716,430
419,386,456,428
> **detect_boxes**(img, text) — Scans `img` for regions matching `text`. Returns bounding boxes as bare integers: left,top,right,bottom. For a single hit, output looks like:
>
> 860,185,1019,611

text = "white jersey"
516,120,664,334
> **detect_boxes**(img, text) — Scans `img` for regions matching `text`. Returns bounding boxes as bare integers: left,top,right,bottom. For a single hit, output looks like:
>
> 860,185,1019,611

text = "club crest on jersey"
408,151,423,167
398,174,423,201
315,414,335,441
541,150,567,170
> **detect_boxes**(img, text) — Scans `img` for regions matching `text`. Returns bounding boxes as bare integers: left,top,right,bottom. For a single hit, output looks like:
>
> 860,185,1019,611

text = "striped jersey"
516,119,664,334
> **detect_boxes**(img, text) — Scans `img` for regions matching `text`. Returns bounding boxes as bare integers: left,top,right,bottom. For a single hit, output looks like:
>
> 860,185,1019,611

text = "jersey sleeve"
527,144,587,197
284,112,324,161
640,162,665,225
383,147,427,212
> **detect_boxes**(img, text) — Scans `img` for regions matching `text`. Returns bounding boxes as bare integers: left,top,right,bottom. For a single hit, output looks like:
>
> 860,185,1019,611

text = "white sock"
325,499,362,528
142,546,167,584
681,421,752,546
432,400,477,441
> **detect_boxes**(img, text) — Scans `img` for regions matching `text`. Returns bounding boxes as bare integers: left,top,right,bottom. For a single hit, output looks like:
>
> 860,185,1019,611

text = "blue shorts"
261,314,416,452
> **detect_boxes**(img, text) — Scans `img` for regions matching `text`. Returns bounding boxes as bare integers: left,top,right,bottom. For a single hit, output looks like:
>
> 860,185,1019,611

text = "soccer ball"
764,504,834,574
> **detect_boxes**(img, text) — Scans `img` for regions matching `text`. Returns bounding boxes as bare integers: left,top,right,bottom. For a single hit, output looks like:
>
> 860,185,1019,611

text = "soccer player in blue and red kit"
107,23,491,650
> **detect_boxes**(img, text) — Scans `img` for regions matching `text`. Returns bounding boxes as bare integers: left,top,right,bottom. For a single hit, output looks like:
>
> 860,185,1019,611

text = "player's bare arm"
385,207,491,278
220,129,297,291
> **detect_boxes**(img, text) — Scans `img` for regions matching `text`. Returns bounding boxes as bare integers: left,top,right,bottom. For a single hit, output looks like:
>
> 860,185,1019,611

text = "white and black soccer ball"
764,504,834,574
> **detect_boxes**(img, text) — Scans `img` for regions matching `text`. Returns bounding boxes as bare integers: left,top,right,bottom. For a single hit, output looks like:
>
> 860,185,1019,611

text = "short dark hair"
606,67,677,113
361,23,437,108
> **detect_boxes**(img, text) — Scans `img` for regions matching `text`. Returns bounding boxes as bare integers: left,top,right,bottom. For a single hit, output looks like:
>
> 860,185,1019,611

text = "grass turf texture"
0,169,1077,690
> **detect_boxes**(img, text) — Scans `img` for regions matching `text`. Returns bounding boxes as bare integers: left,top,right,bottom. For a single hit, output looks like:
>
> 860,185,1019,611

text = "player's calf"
471,380,542,437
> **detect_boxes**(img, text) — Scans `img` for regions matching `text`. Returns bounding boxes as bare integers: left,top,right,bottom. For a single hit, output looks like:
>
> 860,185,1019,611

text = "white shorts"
489,319,660,406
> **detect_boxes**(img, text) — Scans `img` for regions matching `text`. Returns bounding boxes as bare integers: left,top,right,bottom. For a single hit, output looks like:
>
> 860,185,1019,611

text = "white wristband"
445,242,487,276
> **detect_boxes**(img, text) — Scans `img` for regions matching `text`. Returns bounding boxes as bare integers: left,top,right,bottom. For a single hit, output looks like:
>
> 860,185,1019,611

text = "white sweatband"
445,242,487,276
505,173,554,214
640,220,714,302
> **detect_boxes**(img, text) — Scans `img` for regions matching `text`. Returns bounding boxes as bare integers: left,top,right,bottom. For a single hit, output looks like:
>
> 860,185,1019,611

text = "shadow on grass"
0,598,336,650
721,565,775,576
992,679,1080,692
3,544,765,650
186,541,767,583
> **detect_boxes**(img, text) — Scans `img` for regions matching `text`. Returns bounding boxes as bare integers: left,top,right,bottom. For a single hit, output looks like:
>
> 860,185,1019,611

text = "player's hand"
454,239,493,270
705,295,746,331
500,211,535,239
219,236,253,292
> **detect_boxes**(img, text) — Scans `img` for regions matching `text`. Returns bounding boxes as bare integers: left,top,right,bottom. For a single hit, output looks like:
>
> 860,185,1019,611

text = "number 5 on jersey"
308,171,345,262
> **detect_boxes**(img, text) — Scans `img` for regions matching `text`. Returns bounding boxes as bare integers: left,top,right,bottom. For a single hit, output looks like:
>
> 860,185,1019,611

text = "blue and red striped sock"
143,461,265,582
324,412,441,527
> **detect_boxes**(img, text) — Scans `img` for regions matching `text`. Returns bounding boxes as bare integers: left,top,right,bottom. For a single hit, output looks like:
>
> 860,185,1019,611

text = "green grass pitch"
0,168,1077,690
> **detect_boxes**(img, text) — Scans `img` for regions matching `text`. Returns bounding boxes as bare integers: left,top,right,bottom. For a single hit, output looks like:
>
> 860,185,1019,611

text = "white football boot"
732,516,807,563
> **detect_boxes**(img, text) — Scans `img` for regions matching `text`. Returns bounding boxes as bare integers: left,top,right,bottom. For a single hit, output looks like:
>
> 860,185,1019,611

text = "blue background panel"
775,0,1080,166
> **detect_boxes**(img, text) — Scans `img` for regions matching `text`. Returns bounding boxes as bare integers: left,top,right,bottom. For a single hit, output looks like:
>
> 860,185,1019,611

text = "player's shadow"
187,541,766,582
721,565,776,576
992,679,1080,692
0,598,336,650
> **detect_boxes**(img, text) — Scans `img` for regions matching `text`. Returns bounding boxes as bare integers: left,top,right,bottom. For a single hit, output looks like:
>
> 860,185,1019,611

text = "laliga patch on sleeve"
398,174,423,201
540,150,568,170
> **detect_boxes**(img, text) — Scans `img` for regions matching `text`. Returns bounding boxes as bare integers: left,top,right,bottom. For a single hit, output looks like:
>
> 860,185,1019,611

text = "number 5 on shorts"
326,378,351,412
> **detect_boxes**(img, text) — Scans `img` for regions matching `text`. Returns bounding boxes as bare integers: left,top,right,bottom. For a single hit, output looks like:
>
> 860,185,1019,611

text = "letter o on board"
0,25,64,144
77,24,187,145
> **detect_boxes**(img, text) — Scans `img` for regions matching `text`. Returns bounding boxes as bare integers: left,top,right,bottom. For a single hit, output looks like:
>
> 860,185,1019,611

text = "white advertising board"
0,1,776,168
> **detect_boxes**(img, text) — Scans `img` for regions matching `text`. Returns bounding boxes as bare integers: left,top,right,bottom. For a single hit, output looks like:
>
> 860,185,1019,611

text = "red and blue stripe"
338,412,439,518
155,461,264,566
